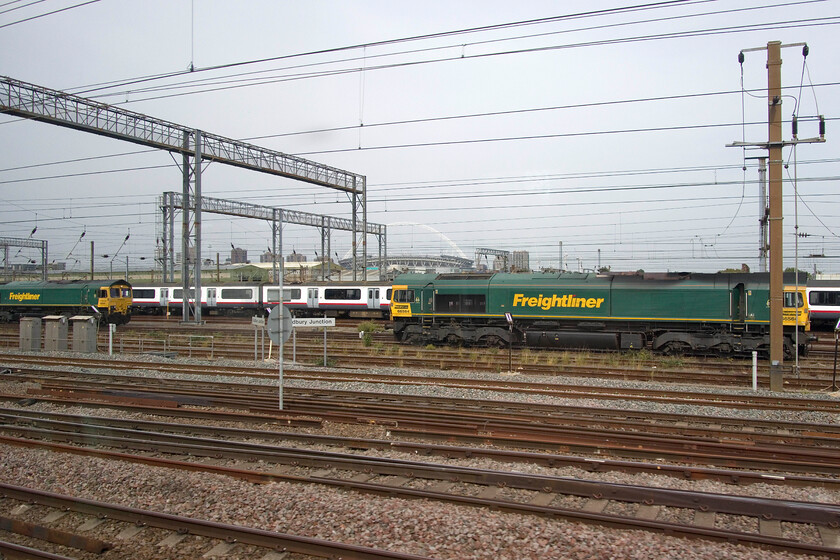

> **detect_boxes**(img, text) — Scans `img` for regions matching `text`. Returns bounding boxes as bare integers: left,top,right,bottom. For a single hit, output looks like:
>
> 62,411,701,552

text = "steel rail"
24,373,840,447
4,397,837,452
2,345,838,390
9,366,840,471
3,412,840,527
4,357,839,413
0,482,435,560
0,540,76,560
12,378,840,474
2,404,837,490
0,437,838,558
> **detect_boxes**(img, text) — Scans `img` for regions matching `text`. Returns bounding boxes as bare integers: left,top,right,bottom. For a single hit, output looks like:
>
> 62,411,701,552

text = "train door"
206,288,217,308
367,288,380,310
307,287,319,311
422,283,434,314
732,283,746,324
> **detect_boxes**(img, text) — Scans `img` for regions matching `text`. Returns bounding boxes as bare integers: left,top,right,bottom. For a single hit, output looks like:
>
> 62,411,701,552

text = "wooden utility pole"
729,41,824,391
767,41,784,384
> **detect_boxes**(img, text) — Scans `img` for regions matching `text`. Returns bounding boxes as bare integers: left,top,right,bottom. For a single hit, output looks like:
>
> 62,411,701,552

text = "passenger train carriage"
806,280,840,328
390,271,810,357
130,282,391,318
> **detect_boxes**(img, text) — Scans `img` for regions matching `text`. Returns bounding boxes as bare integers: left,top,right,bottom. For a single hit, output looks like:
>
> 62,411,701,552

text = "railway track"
2,321,838,387
2,330,838,391
2,350,840,556
2,353,839,413
2,359,840,472
1,409,839,557
0,482,432,560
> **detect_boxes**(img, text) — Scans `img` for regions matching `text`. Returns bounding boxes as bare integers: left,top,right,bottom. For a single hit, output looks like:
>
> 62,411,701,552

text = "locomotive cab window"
392,289,414,303
435,293,486,314
784,291,804,308
99,289,108,298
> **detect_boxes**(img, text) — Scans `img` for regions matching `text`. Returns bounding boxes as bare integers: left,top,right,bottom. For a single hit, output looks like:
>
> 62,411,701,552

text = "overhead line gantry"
0,76,370,323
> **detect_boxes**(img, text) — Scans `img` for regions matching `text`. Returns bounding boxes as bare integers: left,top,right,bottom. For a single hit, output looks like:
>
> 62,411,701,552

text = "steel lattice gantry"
159,193,386,283
0,76,369,322
475,247,510,272
0,237,48,281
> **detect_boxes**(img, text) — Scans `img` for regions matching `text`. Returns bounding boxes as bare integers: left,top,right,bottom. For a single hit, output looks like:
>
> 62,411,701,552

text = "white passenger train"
806,280,840,328
131,282,392,318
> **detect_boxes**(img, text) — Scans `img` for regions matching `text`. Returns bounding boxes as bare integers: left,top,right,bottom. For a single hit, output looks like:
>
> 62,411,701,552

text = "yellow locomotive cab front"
783,285,810,332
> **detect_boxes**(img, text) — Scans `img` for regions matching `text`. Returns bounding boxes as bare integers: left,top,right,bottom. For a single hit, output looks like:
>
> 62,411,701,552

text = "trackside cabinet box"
44,315,69,351
19,317,42,351
71,316,97,353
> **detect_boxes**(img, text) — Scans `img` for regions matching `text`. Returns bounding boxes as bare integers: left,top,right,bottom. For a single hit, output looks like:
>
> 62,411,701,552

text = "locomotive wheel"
445,334,464,347
404,334,424,346
479,335,506,348
661,341,690,356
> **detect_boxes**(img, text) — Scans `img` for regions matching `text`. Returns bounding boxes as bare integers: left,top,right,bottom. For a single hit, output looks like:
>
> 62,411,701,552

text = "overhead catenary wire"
2,2,837,271
0,0,99,29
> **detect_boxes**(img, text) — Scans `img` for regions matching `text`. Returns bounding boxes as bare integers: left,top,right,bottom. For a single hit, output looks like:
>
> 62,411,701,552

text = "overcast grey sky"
1,0,838,275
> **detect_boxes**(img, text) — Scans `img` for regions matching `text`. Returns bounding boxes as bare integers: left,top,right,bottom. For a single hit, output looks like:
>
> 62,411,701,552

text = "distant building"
260,251,279,263
176,247,197,264
230,247,248,264
287,252,307,263
511,251,530,272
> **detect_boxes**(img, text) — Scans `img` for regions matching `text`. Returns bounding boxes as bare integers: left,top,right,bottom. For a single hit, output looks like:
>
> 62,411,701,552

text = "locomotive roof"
0,280,132,290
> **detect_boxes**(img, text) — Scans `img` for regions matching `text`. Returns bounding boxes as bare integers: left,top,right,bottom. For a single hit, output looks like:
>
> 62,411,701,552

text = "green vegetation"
357,320,383,347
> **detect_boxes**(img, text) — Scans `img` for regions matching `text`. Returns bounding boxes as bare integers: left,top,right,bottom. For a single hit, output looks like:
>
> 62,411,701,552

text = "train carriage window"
172,289,196,298
810,291,840,305
265,288,299,302
386,289,392,300
220,288,253,299
133,289,155,299
324,288,361,300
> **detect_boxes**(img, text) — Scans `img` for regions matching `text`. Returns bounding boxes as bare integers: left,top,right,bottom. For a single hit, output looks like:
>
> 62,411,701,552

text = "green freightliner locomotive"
390,271,810,357
0,280,133,325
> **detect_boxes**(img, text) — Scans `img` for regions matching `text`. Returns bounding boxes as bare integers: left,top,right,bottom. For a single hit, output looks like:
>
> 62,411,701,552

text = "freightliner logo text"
512,293,605,310
9,292,40,302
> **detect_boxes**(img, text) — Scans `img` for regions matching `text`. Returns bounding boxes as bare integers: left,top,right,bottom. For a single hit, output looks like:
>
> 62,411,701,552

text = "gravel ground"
1,349,838,559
